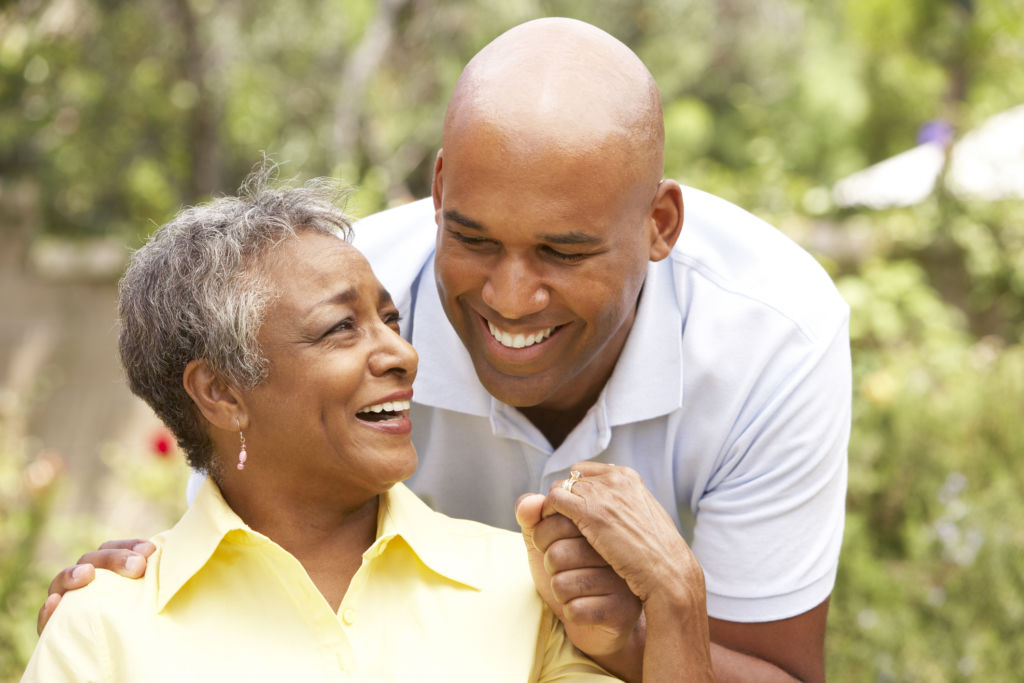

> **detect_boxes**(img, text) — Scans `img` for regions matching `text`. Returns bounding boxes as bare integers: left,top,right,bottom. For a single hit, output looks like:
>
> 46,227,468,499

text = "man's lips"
477,314,565,364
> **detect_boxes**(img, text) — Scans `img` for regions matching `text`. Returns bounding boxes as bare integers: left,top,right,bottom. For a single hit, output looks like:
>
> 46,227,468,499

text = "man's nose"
480,255,550,319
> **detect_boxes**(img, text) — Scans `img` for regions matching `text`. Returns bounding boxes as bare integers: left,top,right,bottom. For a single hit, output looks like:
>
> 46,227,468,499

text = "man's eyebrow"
445,209,602,246
537,231,602,246
378,287,395,308
443,209,486,231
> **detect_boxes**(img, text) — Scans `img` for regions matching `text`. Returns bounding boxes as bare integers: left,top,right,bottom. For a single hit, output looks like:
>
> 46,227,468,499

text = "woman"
23,171,620,681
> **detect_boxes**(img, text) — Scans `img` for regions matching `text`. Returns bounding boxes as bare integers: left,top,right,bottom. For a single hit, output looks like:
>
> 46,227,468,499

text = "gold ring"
562,470,582,493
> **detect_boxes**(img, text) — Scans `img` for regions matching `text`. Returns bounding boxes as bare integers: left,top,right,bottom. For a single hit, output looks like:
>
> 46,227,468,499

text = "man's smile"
486,320,557,349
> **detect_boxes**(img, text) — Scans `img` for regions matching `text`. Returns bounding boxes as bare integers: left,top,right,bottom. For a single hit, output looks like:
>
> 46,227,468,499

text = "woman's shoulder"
54,564,154,623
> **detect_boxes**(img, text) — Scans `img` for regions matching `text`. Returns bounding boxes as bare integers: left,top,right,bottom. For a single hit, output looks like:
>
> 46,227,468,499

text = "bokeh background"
2,1,1023,680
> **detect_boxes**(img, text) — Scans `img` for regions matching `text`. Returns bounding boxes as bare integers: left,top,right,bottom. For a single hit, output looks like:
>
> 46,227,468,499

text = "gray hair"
118,166,352,474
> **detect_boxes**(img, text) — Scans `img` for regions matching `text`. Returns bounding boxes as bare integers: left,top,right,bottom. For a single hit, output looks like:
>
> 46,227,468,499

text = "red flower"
151,428,176,458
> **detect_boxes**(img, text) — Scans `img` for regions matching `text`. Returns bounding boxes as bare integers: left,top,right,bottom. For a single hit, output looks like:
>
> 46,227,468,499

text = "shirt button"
342,608,356,625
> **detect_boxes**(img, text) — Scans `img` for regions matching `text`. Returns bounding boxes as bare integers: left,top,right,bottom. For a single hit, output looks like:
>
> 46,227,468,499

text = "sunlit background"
2,1,1023,679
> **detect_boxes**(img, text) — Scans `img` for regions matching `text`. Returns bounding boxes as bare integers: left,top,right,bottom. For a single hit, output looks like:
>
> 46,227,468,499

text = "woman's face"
239,231,418,503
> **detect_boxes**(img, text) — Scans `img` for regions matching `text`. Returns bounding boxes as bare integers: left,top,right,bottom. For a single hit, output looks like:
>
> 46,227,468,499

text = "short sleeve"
693,316,851,622
533,607,623,681
22,586,110,682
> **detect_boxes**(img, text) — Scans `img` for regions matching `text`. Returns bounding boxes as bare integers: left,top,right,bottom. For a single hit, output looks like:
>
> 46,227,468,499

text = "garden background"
2,1,1022,680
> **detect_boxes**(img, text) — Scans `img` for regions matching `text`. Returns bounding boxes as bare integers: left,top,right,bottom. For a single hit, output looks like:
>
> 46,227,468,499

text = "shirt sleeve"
22,589,111,682
693,315,851,622
532,608,623,682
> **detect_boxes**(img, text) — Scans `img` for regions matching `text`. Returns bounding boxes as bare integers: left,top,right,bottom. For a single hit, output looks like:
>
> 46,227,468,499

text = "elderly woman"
23,171,621,682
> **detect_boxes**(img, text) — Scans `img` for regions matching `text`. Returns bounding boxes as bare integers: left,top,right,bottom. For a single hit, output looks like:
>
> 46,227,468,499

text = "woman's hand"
37,539,156,634
516,493,644,681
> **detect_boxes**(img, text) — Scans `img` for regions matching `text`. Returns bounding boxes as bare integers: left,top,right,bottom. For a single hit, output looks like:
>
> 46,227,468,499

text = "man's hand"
516,493,644,672
541,463,714,681
37,539,155,635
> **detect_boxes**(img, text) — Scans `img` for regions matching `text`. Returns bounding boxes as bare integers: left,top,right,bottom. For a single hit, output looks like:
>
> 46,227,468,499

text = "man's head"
431,17,683,417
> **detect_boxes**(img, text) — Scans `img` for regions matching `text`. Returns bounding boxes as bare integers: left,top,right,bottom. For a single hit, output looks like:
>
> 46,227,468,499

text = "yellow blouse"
24,479,617,682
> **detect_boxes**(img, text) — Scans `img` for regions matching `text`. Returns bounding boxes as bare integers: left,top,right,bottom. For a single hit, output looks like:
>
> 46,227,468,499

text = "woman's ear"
182,360,248,432
647,179,684,262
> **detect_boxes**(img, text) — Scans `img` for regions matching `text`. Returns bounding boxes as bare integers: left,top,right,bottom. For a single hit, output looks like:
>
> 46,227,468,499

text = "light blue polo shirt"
350,189,850,623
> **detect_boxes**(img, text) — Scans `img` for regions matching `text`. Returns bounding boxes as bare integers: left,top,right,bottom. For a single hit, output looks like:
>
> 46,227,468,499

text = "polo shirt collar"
411,258,683,427
155,480,486,611
410,259,493,417
155,477,254,612
602,257,683,425
374,482,492,591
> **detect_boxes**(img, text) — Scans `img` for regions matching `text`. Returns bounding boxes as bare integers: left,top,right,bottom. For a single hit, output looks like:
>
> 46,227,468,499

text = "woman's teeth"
357,399,411,416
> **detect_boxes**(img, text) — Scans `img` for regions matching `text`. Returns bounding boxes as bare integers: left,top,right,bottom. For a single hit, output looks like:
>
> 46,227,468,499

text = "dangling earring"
236,418,247,471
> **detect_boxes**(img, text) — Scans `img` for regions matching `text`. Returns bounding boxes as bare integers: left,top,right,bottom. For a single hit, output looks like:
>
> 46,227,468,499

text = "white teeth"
487,321,554,349
357,399,410,415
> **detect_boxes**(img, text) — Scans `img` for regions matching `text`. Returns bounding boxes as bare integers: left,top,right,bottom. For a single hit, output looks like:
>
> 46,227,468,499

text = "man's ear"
182,359,248,432
431,148,444,213
647,179,684,262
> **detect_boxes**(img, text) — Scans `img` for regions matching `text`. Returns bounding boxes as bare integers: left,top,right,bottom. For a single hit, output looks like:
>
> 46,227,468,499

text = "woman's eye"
327,318,355,335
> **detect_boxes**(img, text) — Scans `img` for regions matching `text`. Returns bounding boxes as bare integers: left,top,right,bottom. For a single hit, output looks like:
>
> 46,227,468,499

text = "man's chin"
474,363,557,409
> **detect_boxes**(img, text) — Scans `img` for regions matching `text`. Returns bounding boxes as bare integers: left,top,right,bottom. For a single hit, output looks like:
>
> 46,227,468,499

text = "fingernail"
124,555,144,574
132,542,150,553
71,564,88,580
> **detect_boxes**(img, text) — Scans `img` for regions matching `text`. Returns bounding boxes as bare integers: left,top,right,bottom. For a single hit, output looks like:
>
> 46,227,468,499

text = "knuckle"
564,599,608,626
544,539,578,572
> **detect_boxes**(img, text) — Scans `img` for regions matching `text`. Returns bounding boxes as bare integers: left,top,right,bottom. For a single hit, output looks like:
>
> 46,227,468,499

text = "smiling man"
347,18,851,682
41,17,848,683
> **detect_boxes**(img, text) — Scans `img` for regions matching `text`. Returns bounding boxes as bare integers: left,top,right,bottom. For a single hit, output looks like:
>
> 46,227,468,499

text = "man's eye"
544,246,588,263
451,232,493,247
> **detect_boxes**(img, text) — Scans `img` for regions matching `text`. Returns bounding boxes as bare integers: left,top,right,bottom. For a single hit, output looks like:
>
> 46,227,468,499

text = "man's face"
431,122,658,414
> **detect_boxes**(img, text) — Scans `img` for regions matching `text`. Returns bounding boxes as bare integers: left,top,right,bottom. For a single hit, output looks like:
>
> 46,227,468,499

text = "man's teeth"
487,322,554,349
357,399,410,415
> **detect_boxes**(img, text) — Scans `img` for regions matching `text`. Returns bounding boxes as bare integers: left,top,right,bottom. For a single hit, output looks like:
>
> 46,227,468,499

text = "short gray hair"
118,166,352,474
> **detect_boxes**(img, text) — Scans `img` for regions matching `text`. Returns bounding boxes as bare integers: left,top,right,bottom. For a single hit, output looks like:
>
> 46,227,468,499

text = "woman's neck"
219,477,381,612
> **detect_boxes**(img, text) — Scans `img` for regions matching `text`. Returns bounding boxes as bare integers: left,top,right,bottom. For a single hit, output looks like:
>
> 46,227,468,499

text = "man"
41,18,848,682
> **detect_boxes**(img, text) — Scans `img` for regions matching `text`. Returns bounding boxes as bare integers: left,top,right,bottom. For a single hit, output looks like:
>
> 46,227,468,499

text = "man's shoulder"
673,186,848,341
352,197,436,245
351,198,437,307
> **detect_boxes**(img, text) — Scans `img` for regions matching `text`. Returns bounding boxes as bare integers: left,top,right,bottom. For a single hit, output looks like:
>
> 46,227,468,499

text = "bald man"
42,18,848,682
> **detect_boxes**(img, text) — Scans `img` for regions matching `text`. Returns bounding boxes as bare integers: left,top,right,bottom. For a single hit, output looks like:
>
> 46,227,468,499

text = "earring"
236,418,247,471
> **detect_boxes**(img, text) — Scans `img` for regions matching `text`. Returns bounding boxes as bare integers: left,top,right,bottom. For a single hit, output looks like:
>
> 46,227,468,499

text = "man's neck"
518,400,593,450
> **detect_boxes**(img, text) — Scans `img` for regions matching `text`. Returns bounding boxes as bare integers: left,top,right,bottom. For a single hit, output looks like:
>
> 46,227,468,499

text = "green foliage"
834,259,1024,679
0,425,63,682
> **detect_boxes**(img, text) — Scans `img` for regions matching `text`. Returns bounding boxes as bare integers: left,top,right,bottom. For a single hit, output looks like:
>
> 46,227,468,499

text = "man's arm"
707,600,829,683
519,472,716,681
36,539,154,634
522,463,829,681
